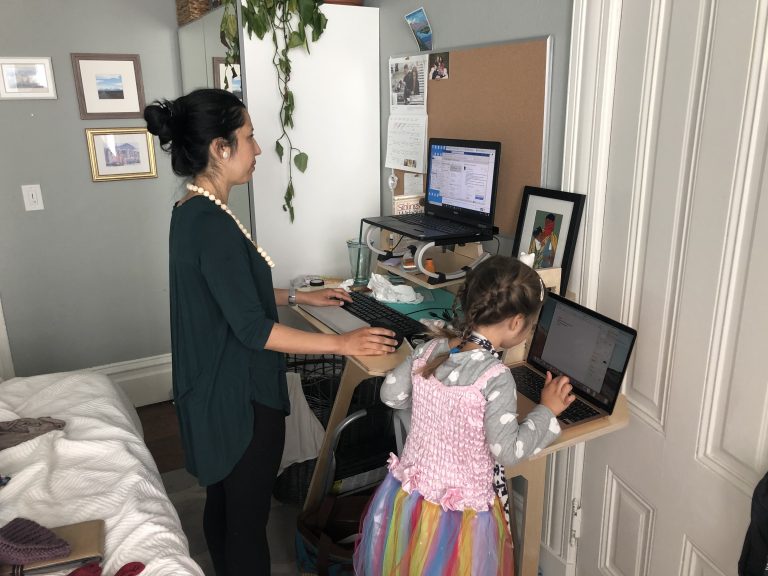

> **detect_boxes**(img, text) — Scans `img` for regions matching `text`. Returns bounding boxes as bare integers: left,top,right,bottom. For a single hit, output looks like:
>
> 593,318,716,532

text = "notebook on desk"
363,138,501,241
510,292,637,428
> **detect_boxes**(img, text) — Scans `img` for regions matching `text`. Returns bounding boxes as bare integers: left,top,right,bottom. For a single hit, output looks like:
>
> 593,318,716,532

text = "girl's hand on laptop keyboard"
338,327,399,356
540,371,576,417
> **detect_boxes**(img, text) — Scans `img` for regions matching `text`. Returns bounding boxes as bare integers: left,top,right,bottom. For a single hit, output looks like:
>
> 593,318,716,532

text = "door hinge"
569,498,582,548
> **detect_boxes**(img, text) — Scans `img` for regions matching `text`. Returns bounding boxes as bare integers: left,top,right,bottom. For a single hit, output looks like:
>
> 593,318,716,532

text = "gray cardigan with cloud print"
381,338,561,468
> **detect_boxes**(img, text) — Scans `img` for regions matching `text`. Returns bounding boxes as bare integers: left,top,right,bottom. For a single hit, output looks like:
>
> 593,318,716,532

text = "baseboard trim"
90,354,172,408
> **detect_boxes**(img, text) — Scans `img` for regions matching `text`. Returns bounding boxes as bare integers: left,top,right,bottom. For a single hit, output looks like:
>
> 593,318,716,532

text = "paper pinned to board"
385,114,427,173
403,173,423,196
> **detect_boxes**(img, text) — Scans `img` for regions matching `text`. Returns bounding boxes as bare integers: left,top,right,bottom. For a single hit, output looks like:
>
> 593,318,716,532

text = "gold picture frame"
85,127,157,182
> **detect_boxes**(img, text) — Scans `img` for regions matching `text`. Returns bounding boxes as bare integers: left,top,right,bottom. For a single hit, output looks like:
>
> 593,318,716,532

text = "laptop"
510,292,637,428
363,138,501,241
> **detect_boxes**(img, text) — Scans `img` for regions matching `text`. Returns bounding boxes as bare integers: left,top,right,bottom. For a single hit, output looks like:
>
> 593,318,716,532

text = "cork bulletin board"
391,39,547,236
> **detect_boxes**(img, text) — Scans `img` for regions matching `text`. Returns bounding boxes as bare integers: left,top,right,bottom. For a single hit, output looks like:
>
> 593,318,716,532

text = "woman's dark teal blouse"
169,196,289,486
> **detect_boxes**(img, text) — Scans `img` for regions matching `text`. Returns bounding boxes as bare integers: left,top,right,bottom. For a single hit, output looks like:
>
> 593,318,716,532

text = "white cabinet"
242,5,380,288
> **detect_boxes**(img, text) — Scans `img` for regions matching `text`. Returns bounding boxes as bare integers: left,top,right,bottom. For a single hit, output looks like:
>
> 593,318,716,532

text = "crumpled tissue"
367,273,424,304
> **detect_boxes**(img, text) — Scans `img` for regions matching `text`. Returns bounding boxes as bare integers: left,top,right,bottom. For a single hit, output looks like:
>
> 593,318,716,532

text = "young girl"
353,256,575,575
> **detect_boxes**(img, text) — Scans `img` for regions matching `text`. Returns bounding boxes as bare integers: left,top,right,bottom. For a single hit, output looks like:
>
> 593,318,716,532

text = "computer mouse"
369,319,404,350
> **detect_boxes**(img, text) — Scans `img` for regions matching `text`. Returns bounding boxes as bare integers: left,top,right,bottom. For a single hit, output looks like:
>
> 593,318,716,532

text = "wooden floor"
136,401,185,473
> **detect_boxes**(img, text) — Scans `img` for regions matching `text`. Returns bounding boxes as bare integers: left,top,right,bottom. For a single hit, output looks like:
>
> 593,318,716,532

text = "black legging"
203,402,286,576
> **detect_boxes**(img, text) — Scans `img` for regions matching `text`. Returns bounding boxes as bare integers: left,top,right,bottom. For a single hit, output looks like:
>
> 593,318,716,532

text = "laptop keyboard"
397,213,476,234
509,366,600,424
345,292,427,337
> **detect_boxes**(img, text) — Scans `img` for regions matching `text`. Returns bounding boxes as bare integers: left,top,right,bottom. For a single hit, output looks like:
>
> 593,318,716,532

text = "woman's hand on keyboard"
540,371,576,417
338,327,399,356
300,288,352,307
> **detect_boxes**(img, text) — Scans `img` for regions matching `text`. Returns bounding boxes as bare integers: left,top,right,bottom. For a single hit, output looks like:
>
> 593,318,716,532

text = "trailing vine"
220,0,328,222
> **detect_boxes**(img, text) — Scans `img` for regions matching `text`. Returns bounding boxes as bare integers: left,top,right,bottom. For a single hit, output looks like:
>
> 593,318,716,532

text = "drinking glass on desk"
347,239,372,286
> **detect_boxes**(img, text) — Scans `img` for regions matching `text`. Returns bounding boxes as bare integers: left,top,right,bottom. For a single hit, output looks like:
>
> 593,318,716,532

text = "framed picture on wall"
85,127,157,182
511,186,586,295
71,53,145,119
0,57,57,99
212,57,242,100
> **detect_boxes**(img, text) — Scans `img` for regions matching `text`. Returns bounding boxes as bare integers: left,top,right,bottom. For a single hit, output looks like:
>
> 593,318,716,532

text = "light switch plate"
21,184,44,211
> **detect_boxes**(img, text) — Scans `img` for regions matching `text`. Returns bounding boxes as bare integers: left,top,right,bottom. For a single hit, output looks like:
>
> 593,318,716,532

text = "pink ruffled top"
388,340,507,512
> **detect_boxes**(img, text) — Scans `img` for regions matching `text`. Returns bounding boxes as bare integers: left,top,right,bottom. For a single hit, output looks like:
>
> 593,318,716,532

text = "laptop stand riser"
364,224,492,284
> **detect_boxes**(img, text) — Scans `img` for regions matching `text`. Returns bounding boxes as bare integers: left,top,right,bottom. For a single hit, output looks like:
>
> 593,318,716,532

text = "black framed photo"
511,186,586,295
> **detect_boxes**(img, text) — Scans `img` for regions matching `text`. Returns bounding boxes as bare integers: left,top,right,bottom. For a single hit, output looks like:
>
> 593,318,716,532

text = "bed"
0,371,204,576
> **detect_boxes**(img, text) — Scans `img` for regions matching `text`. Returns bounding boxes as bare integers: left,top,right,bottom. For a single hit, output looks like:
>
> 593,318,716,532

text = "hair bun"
144,99,175,145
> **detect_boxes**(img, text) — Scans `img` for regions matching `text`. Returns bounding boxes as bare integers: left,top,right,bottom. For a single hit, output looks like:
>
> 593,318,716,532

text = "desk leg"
507,457,547,576
303,360,370,512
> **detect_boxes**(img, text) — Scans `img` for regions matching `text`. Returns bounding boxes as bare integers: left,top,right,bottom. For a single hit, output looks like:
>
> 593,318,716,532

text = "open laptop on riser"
510,292,637,428
363,138,501,241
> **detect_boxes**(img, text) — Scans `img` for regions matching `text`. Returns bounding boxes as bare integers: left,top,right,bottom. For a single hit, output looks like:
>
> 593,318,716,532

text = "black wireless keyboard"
345,292,427,337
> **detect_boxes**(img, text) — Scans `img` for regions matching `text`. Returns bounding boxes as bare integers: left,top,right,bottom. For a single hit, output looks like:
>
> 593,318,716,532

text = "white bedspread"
0,372,203,576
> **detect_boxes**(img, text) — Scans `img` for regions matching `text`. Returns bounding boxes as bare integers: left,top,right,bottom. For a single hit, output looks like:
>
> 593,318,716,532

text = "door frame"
539,0,622,571
0,294,15,380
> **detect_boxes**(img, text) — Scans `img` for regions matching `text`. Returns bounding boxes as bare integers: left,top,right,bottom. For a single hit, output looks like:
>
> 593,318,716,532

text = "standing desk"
294,263,629,576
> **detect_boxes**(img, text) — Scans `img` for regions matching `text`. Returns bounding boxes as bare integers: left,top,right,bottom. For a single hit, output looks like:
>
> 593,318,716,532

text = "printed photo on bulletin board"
389,54,428,114
404,7,432,51
511,186,585,295
428,52,449,80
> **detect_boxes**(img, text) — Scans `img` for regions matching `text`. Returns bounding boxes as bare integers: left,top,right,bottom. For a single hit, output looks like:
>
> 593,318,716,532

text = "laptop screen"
425,138,501,226
527,293,637,413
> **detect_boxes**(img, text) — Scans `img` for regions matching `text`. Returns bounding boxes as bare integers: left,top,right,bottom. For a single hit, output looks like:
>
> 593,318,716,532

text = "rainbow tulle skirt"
353,473,514,575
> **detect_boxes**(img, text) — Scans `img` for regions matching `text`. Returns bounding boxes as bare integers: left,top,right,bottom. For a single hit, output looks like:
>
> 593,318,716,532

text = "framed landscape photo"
71,53,145,119
212,57,242,100
0,57,57,99
85,127,157,182
511,186,586,295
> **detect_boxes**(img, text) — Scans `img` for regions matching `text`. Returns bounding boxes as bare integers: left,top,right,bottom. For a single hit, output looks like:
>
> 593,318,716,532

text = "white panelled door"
574,1,768,574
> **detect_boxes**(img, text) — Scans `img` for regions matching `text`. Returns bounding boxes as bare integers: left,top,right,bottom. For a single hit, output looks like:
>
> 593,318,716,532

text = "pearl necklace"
186,182,275,268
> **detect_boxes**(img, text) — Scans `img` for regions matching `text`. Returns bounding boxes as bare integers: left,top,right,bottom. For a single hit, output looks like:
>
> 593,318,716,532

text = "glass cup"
347,239,372,286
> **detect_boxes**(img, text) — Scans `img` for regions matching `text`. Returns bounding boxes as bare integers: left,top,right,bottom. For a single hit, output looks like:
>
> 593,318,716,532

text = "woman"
144,88,397,576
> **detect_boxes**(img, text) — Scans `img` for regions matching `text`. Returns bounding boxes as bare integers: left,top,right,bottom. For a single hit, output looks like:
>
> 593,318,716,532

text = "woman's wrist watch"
288,286,297,306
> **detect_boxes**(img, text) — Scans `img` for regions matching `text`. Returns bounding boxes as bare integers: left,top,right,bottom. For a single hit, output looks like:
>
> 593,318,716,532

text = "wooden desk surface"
295,303,630,437
513,382,631,461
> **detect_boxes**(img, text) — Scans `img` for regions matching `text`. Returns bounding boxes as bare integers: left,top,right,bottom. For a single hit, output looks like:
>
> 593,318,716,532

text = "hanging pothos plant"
220,0,328,222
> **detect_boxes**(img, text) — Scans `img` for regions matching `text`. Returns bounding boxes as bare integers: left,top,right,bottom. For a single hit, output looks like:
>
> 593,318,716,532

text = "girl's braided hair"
421,256,544,378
